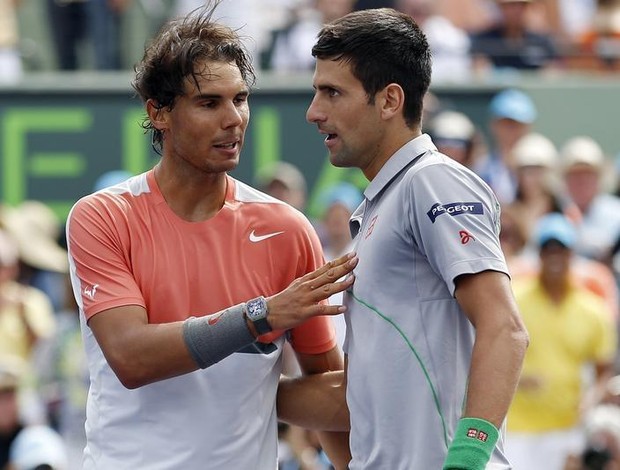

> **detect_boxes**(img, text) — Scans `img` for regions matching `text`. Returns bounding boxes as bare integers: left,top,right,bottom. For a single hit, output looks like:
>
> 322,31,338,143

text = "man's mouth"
214,141,238,149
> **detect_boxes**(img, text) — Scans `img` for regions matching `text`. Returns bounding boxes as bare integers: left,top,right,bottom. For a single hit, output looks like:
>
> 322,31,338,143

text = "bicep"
454,270,521,331
88,304,149,355
87,305,194,388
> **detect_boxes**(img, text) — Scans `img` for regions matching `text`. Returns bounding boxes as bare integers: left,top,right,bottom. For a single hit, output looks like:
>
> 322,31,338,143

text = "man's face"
492,118,530,156
306,58,385,178
155,60,250,175
539,241,572,278
564,166,600,210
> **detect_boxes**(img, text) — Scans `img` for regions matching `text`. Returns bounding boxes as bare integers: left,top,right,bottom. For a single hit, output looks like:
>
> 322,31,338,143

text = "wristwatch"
245,296,272,335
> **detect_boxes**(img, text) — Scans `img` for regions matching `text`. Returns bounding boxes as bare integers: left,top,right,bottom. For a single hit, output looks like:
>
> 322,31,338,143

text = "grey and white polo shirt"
343,134,511,470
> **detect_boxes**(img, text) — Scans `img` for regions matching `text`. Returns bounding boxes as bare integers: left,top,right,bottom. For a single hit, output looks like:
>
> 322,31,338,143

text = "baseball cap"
10,425,68,470
560,136,605,172
512,132,558,168
489,89,537,124
534,213,576,249
256,161,307,195
319,182,364,215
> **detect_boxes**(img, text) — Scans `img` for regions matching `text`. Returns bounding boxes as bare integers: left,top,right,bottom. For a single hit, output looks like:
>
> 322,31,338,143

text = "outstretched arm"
88,253,358,389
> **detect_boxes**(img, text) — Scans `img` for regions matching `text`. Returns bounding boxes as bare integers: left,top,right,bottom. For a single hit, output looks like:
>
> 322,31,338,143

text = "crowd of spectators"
3,0,620,83
3,1,620,469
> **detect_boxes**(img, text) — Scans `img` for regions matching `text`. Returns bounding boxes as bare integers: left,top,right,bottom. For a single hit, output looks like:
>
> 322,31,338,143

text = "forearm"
99,319,202,388
316,430,351,470
90,304,256,389
277,371,350,432
463,324,529,426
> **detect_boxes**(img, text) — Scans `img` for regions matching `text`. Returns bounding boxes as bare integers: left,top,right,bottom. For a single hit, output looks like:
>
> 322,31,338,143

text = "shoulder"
232,178,314,229
572,287,611,316
405,151,494,194
68,173,149,224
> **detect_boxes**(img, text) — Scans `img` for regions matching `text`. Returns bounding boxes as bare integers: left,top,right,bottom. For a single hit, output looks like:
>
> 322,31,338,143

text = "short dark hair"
312,8,432,127
132,1,256,152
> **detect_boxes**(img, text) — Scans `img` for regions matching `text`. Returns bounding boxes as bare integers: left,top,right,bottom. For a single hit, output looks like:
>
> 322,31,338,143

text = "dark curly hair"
132,0,256,153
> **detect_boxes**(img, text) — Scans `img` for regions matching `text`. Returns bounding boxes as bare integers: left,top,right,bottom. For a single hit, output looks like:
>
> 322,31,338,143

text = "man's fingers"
309,255,358,290
305,252,357,283
310,274,355,302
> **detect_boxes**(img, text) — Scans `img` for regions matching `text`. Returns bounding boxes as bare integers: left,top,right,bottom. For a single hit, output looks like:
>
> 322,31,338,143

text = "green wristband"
443,417,499,470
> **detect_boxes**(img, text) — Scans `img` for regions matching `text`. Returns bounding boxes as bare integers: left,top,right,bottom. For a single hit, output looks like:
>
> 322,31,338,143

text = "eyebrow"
194,90,250,101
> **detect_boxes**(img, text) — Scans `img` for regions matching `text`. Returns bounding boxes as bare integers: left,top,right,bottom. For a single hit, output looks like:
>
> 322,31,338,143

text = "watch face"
247,298,265,319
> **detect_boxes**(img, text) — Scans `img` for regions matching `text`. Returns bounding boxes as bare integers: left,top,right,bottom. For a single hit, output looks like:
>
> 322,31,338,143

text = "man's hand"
266,252,357,331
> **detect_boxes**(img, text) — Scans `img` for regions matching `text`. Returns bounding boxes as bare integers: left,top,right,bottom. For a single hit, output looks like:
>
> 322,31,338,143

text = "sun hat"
560,136,605,172
428,110,476,143
513,132,558,168
1,201,69,273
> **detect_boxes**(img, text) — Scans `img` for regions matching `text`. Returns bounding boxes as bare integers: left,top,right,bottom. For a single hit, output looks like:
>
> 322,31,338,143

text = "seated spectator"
506,213,617,470
0,0,23,84
2,201,69,313
570,0,620,71
265,0,355,72
0,357,25,470
0,229,56,363
560,136,620,263
316,182,363,261
474,88,537,204
256,161,308,212
395,0,472,82
510,132,563,235
471,0,560,76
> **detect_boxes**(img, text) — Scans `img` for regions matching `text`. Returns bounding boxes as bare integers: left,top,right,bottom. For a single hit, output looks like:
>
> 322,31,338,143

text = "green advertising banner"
3,73,620,221
0,83,366,221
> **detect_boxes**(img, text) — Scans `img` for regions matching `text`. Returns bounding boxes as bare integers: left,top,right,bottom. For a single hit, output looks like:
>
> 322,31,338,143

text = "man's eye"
328,89,339,97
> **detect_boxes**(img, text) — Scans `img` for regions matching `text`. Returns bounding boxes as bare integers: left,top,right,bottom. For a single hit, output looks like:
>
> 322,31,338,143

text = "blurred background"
4,1,620,469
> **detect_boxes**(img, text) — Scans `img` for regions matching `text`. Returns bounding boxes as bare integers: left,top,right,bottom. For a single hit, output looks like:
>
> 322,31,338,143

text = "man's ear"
379,83,405,121
146,99,168,131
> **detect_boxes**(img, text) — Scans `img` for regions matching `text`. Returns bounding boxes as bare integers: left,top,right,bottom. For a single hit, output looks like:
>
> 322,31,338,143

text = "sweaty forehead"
184,61,247,95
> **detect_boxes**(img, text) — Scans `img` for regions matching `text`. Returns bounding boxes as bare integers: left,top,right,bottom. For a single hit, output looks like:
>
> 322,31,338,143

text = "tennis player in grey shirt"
277,8,529,470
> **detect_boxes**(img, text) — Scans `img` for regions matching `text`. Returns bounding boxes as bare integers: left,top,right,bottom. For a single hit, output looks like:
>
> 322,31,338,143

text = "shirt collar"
363,133,436,202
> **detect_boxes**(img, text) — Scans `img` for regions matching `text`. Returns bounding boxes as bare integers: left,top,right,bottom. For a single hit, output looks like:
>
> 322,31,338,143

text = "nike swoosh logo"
249,230,284,242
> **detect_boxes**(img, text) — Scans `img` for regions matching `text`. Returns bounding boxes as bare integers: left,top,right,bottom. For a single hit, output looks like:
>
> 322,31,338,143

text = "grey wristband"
182,303,256,369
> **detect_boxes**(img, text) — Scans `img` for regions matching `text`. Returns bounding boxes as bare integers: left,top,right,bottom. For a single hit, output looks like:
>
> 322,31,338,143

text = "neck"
364,127,421,181
154,162,228,222
540,273,570,304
